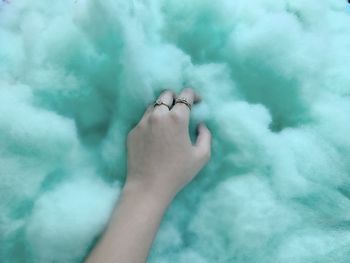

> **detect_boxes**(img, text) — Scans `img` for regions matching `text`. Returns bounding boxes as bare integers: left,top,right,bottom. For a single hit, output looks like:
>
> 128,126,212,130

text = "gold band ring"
153,99,171,110
175,97,192,110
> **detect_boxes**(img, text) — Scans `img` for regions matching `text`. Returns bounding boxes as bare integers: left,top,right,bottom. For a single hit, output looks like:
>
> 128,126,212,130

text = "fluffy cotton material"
1,0,350,262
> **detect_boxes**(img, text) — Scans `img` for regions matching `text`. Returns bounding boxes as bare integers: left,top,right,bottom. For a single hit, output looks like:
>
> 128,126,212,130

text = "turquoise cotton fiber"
1,0,350,262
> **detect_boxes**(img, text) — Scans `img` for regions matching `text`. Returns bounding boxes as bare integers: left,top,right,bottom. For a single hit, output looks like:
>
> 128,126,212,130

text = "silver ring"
153,99,171,110
175,97,192,110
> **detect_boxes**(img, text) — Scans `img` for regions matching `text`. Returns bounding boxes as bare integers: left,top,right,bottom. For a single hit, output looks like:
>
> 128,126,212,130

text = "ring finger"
172,88,200,124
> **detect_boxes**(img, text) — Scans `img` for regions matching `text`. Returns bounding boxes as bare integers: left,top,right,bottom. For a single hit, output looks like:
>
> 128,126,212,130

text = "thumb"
194,122,212,161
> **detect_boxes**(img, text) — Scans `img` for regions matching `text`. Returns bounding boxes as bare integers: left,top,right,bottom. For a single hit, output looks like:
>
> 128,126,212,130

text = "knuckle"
149,111,163,123
169,111,183,123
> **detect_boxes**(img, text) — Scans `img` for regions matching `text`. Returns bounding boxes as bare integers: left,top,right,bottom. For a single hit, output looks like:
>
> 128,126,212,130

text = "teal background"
1,0,350,262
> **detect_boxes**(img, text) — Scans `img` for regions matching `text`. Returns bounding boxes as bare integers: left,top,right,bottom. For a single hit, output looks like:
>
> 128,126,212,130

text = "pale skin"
85,88,212,263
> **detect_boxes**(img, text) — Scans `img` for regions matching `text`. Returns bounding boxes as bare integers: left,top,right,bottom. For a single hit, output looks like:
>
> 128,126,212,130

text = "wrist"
123,175,176,207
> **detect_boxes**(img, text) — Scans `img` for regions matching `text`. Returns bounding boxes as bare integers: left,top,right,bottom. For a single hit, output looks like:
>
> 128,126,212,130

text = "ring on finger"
174,97,192,110
153,99,171,110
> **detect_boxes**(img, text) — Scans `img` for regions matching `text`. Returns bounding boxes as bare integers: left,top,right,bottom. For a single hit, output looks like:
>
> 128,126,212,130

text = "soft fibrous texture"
1,0,350,262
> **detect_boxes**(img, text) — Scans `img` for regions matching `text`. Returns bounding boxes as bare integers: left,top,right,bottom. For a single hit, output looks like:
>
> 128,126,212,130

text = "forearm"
85,176,173,263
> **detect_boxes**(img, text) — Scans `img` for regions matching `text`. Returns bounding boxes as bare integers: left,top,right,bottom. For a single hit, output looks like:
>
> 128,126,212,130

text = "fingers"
171,88,201,124
140,88,200,127
153,89,176,114
194,123,212,162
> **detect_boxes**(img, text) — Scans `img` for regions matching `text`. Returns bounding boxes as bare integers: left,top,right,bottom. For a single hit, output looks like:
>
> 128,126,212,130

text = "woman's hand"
126,88,212,200
85,88,211,263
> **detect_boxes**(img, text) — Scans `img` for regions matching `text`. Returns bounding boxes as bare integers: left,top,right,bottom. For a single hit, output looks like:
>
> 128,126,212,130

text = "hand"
125,88,212,200
85,88,211,263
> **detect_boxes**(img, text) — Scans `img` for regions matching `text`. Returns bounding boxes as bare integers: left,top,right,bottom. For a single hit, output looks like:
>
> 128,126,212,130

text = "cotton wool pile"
1,0,350,262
